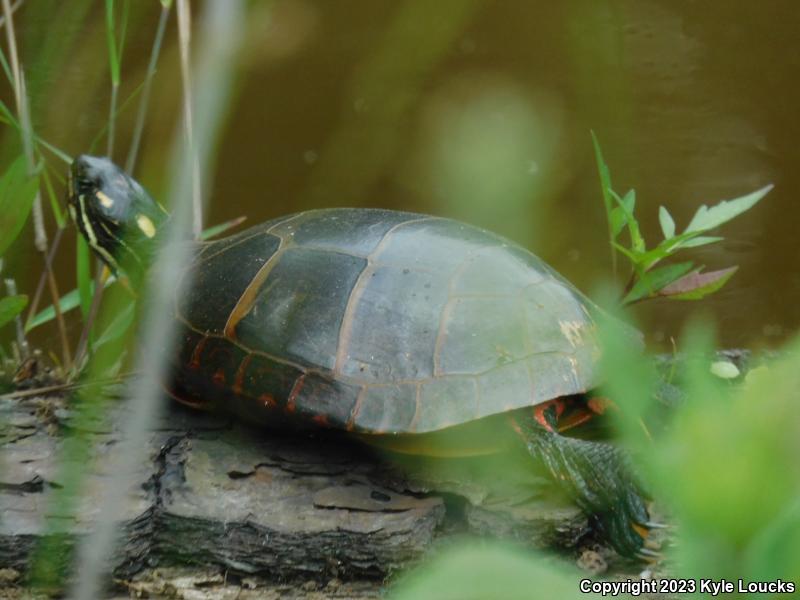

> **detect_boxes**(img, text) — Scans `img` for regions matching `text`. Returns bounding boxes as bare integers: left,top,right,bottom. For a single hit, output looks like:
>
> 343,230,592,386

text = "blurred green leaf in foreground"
390,542,594,600
599,300,800,585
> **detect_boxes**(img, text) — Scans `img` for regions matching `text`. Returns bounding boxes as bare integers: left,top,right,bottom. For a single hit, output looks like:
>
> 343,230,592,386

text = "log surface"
0,386,587,595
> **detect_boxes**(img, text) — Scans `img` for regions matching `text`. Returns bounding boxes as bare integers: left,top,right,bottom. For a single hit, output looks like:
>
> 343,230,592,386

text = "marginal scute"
354,384,418,433
523,280,595,354
293,374,361,428
476,359,533,418
417,376,478,433
528,352,588,405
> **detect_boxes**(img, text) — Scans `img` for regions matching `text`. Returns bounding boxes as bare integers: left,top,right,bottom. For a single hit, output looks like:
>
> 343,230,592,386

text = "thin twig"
46,264,71,370
24,225,65,329
0,0,22,29
177,0,203,238
126,1,171,173
72,260,107,377
0,376,125,402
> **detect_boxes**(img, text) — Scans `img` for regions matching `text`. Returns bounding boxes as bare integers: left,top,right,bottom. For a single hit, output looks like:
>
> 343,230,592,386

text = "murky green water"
3,0,799,350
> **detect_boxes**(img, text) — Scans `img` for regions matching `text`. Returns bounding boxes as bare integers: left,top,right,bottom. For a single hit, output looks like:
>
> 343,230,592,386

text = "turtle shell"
172,208,602,434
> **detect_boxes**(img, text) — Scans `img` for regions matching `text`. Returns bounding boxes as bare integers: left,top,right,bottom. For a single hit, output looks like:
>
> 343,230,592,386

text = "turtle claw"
640,520,669,530
636,547,661,561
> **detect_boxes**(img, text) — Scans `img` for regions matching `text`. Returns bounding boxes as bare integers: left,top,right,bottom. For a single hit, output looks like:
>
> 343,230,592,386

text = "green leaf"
27,288,83,331
41,167,66,227
658,266,738,300
25,275,116,332
0,157,40,257
623,261,695,304
591,130,614,218
611,189,645,253
609,206,625,238
77,236,92,318
659,206,675,239
678,235,724,249
390,543,586,600
621,188,636,213
93,301,135,349
0,294,27,329
609,190,636,238
685,185,772,234
200,215,247,240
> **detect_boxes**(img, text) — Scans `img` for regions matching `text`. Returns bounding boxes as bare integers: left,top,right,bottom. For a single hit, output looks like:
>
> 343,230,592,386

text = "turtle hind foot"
512,411,654,559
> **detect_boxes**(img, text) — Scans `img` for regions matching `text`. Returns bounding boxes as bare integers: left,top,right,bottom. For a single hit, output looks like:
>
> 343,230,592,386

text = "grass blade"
200,215,247,240
76,236,92,318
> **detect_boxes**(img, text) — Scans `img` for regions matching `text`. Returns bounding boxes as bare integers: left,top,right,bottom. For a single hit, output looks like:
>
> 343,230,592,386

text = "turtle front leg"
510,409,653,558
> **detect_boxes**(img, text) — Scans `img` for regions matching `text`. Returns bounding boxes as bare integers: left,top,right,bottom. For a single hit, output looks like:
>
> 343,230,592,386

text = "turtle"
67,154,656,558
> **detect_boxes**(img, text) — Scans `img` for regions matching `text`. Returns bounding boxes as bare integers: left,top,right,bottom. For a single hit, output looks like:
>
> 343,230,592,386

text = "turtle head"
68,155,167,276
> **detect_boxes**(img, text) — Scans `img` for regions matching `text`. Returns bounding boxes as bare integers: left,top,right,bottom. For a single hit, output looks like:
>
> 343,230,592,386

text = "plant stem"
177,0,203,238
71,260,107,377
106,82,118,156
126,1,171,173
45,263,71,369
24,225,64,329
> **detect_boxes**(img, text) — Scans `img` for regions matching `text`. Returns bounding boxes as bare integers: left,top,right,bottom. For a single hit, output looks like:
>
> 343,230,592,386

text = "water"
4,0,799,350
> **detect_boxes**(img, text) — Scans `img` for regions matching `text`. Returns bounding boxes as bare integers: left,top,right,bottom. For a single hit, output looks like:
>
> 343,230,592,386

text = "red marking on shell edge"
212,369,226,387
189,336,209,370
286,374,306,412
312,414,330,427
165,385,211,412
233,354,253,395
259,393,276,409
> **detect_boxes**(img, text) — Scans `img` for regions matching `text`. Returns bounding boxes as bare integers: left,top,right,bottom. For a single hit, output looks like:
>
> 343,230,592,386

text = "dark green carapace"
68,154,655,558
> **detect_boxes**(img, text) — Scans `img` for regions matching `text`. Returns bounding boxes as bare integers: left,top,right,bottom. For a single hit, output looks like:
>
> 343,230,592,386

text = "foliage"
598,304,800,586
389,542,590,600
0,156,39,331
591,132,771,304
